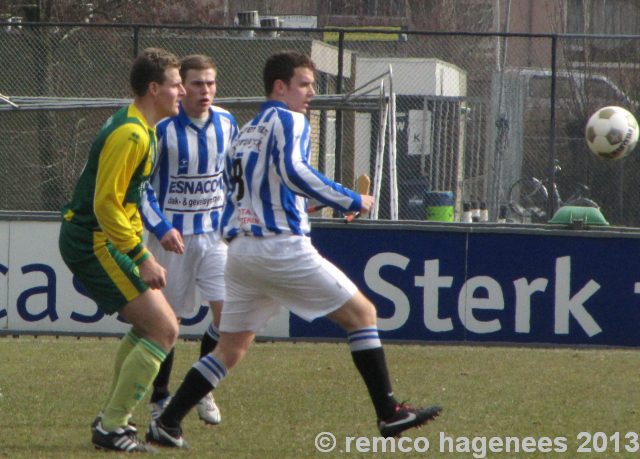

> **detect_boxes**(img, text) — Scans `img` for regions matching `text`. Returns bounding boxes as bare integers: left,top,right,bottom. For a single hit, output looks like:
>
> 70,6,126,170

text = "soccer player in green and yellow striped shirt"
58,47,185,453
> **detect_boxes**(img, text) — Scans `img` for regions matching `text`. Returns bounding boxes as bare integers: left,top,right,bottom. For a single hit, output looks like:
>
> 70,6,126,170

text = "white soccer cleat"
196,392,221,425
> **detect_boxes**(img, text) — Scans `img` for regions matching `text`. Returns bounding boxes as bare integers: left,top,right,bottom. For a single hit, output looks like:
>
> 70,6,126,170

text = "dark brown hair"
263,51,315,96
130,47,180,97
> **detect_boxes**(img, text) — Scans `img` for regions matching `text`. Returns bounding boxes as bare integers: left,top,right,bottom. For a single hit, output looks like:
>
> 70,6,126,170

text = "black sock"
151,347,174,402
160,367,213,428
200,331,218,358
351,347,398,420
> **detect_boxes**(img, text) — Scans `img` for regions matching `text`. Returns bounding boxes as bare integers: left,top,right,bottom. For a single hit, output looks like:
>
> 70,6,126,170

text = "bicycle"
507,161,599,223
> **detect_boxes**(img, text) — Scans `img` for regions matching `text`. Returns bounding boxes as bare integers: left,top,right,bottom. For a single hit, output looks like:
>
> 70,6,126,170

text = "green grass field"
1,336,639,458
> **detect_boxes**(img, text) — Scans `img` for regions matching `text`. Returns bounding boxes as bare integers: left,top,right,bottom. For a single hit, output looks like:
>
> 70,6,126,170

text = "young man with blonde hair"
141,53,238,425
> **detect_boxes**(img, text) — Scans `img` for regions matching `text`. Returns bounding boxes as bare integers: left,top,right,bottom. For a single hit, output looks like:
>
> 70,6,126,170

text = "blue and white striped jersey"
221,100,361,240
141,104,238,238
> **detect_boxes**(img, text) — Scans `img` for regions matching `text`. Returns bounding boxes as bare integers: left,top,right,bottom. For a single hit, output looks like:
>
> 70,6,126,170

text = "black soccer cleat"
92,421,156,453
146,419,188,448
91,413,138,436
378,403,442,438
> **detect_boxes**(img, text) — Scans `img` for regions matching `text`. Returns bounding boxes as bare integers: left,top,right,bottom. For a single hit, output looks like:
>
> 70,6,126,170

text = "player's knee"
351,292,377,321
166,319,179,345
355,300,377,328
330,296,377,331
152,316,179,350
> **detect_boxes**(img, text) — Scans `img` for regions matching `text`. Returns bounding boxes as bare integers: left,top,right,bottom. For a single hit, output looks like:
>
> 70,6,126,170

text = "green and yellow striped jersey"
62,104,157,265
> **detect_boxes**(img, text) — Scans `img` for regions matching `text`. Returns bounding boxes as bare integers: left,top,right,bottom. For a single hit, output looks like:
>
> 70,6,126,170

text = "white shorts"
221,235,357,333
147,232,227,317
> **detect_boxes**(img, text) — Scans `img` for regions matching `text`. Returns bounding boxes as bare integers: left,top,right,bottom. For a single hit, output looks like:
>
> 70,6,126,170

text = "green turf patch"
1,336,639,458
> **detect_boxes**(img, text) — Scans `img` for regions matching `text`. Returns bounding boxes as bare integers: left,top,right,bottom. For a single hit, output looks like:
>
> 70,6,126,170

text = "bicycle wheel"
508,177,549,220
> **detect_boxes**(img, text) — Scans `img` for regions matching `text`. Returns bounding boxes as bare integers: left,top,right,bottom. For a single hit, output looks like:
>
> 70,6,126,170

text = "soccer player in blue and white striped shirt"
140,54,238,427
147,51,441,449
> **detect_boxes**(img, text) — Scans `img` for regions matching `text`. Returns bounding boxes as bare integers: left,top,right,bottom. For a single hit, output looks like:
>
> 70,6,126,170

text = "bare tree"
2,0,229,24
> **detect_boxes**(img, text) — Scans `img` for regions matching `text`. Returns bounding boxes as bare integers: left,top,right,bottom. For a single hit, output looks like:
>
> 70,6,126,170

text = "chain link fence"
2,23,640,226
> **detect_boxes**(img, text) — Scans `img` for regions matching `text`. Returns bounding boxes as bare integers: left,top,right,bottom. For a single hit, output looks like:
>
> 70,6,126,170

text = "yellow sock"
102,338,166,431
101,330,140,413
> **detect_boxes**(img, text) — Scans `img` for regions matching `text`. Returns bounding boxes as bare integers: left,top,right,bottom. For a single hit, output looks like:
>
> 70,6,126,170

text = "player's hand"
138,255,167,289
359,194,375,215
160,229,184,254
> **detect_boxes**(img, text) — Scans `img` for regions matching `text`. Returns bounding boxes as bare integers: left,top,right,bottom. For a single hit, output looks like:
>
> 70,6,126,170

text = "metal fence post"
334,30,344,186
548,34,558,219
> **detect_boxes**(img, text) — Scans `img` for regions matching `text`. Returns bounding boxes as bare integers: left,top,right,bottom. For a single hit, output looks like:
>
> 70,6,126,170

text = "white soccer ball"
585,106,639,160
